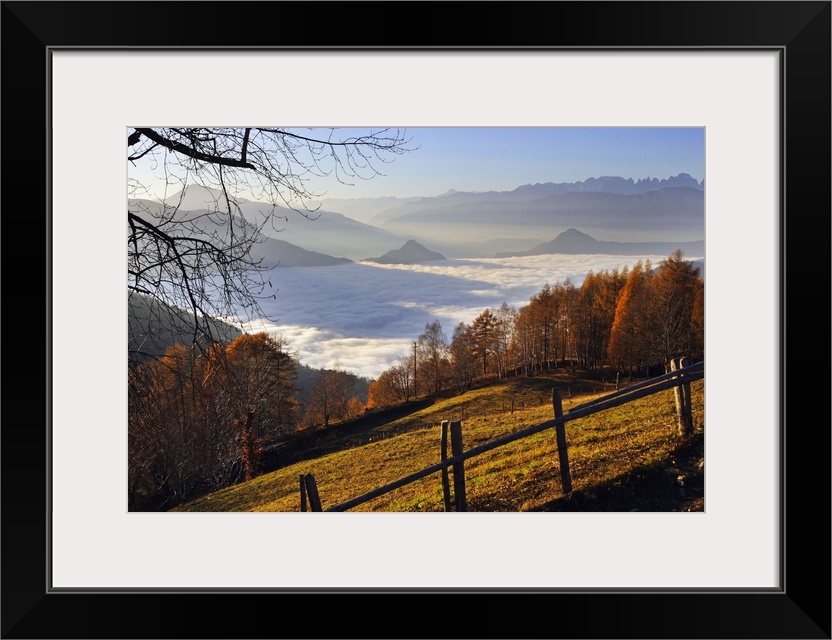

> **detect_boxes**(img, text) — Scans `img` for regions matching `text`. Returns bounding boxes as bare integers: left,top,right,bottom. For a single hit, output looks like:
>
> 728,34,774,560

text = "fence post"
670,358,693,437
300,474,307,512
671,358,681,434
450,420,467,512
303,473,323,511
679,356,693,434
552,388,573,494
440,421,453,512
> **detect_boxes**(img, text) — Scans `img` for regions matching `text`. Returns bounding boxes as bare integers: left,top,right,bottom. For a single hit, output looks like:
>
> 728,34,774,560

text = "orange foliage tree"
128,332,297,510
642,250,703,369
607,260,653,372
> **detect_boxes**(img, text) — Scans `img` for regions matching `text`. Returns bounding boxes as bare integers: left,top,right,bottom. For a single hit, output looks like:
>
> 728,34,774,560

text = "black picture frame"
2,1,829,638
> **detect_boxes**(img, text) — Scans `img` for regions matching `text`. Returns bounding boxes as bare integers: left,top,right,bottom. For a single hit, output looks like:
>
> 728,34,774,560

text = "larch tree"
607,260,653,372
302,365,356,428
691,276,705,362
449,322,478,392
470,308,499,377
128,343,215,508
493,302,518,378
417,320,449,394
128,332,300,508
222,332,298,439
510,302,538,376
218,332,299,480
642,250,703,369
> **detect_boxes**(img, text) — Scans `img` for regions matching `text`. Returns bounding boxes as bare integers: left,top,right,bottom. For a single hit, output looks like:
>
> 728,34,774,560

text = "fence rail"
302,359,703,512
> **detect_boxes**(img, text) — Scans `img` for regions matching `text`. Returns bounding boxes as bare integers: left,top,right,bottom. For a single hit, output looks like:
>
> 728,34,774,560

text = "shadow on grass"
261,397,435,471
530,430,704,513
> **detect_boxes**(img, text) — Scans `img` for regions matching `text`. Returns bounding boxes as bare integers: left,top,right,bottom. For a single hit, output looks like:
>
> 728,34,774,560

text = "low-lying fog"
239,253,701,379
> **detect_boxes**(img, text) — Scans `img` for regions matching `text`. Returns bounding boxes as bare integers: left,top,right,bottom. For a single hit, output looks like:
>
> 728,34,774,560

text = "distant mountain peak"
367,240,446,265
558,228,597,241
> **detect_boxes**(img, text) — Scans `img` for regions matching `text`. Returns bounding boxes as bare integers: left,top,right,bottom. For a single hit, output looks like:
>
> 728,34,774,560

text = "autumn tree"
416,320,449,394
642,250,703,369
470,308,500,378
511,302,539,376
203,332,299,481
493,302,518,378
572,268,627,369
607,253,702,373
128,343,213,507
128,332,298,509
302,365,356,428
392,356,414,402
221,332,298,444
128,128,414,358
448,322,478,391
691,276,705,362
607,260,653,372
518,282,565,372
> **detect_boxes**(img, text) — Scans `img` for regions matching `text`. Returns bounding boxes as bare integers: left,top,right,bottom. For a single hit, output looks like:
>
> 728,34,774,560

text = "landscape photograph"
127,126,705,513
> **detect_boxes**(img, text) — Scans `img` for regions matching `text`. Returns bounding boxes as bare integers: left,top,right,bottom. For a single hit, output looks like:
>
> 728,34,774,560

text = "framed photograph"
3,1,829,638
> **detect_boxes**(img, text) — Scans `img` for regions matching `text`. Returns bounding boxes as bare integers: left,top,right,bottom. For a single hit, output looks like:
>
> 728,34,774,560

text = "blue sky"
312,126,704,199
129,127,704,202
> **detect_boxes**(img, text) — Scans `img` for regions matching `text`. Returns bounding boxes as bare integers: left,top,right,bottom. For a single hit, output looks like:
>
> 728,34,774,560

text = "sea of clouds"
240,254,699,379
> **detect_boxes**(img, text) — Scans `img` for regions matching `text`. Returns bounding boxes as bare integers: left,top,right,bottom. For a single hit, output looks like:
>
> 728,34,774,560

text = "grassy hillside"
173,370,704,513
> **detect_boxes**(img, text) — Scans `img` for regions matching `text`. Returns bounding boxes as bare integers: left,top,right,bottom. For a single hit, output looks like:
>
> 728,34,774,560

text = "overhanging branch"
136,128,257,170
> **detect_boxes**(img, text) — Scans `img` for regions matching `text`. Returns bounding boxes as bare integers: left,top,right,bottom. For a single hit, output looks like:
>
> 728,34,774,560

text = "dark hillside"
128,291,242,363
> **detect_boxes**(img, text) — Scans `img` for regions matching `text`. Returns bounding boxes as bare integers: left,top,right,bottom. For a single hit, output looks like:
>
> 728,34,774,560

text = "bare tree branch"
128,127,414,364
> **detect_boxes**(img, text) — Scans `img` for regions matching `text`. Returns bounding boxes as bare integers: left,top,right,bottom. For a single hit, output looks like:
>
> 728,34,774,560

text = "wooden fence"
299,358,703,512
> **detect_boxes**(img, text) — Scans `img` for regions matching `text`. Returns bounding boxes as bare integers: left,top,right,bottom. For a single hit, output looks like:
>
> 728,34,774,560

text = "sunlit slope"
173,372,704,513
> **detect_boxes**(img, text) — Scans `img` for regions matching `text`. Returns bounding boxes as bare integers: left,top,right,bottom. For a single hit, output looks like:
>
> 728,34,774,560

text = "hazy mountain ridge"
430,237,541,259
137,186,411,261
307,195,423,224
128,291,243,364
495,228,705,258
379,186,703,226
373,186,703,246
134,177,704,265
250,237,352,268
366,173,703,226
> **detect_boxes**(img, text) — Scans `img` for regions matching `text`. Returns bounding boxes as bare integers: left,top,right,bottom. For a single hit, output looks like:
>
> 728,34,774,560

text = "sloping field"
173,372,704,513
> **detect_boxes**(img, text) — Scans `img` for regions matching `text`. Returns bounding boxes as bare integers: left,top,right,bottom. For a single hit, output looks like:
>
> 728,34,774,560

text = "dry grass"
173,371,704,513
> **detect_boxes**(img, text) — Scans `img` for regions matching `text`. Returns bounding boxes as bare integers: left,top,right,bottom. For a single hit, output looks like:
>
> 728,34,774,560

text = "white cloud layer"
240,253,699,378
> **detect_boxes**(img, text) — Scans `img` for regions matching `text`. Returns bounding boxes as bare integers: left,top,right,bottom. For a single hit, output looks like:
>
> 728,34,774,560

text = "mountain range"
134,174,704,264
495,228,705,258
370,185,703,245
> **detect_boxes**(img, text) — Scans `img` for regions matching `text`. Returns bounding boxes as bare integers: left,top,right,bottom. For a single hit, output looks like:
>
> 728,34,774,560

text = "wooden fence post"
303,473,323,512
671,358,682,435
440,421,453,512
671,358,693,437
450,420,467,512
300,474,307,512
552,388,573,494
679,356,693,434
